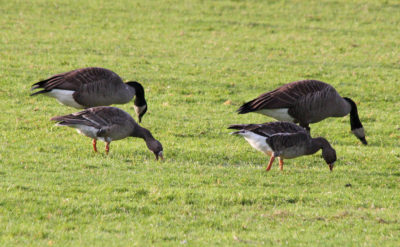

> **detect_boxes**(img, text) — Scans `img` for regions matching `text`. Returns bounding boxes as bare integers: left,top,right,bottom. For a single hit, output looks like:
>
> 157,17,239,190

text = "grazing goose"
229,122,337,171
31,67,148,122
237,80,367,145
50,106,163,160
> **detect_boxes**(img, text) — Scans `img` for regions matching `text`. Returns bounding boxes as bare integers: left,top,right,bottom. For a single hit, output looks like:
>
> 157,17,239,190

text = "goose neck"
126,81,146,106
308,137,330,155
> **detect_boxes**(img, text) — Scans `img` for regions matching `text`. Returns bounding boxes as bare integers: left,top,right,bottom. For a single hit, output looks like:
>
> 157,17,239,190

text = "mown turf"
0,0,400,246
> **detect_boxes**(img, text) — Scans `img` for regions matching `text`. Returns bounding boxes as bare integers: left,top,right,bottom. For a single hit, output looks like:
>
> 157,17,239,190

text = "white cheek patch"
352,128,365,138
134,105,146,116
256,108,294,122
46,89,84,108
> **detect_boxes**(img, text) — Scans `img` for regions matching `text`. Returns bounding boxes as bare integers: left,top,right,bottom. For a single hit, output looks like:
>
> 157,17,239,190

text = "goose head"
134,104,147,123
146,139,163,161
127,81,147,123
343,97,367,145
352,128,367,145
322,146,337,171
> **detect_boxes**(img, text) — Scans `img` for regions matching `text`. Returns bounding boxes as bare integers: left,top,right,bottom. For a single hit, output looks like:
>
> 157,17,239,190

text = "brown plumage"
31,67,148,122
50,106,163,160
229,122,337,171
237,80,367,145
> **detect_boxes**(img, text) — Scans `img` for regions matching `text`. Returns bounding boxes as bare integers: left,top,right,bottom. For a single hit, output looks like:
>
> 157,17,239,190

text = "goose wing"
229,123,274,137
50,107,110,128
238,80,333,113
229,121,307,136
267,132,310,154
51,106,135,138
85,107,136,139
31,67,123,92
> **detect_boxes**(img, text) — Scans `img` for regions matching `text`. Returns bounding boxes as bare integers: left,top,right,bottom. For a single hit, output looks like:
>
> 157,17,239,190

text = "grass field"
1,0,400,246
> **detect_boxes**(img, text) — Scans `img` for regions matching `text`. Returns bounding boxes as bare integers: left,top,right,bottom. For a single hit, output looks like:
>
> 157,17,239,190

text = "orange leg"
92,139,98,153
279,157,284,171
266,155,275,171
105,142,110,155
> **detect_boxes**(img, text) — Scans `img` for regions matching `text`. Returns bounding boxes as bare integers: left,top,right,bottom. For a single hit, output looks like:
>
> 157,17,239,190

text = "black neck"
131,125,153,140
307,137,329,155
343,97,363,130
126,81,146,107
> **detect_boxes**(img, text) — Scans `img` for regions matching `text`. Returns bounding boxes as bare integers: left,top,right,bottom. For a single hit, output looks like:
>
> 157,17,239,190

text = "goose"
31,67,148,122
229,121,337,171
237,80,367,145
50,106,163,160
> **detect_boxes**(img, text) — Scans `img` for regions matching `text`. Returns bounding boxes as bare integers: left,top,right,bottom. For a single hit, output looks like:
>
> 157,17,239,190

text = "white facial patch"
352,128,365,138
256,108,294,122
47,89,84,108
134,105,146,116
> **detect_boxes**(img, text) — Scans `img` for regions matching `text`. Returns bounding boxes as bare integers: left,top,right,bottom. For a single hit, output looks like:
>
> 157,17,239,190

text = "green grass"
1,0,400,245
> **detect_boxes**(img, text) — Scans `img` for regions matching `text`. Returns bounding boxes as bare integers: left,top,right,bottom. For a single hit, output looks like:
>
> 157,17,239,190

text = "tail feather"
30,89,49,96
230,130,246,135
50,116,65,122
228,124,250,130
52,119,89,126
50,114,77,122
55,121,69,126
51,114,100,129
31,79,50,90
31,78,52,96
237,99,257,114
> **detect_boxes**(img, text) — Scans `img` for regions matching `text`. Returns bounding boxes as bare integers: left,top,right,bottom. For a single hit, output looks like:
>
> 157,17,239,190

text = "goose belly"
306,108,344,123
68,125,100,139
280,146,306,159
301,93,350,123
240,131,272,154
256,108,294,122
46,89,84,108
76,85,133,106
78,93,131,107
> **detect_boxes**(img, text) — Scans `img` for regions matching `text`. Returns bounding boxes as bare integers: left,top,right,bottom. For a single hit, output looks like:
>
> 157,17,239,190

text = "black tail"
230,130,245,135
50,116,88,126
31,79,49,90
30,89,50,96
228,124,248,130
50,115,67,122
228,124,245,135
237,99,256,114
30,79,51,96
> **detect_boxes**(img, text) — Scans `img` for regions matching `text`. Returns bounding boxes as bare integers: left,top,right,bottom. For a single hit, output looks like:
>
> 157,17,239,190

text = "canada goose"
31,67,148,122
229,122,337,171
50,106,163,160
237,80,367,145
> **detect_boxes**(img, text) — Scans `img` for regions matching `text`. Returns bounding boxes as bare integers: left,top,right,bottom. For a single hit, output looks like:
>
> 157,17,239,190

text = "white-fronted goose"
50,106,163,160
237,80,367,145
229,121,337,171
31,67,148,122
